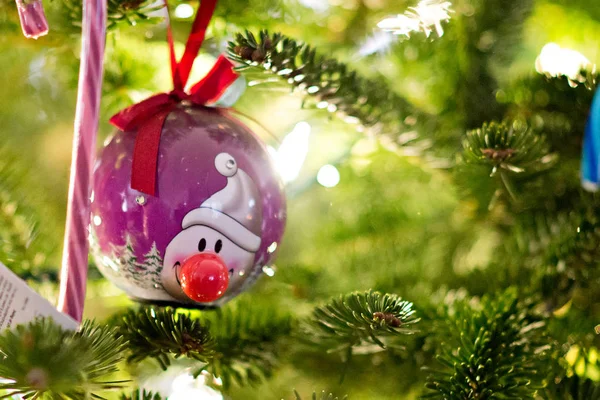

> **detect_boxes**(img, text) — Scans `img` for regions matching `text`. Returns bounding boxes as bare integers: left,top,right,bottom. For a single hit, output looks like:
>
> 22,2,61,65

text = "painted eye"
215,239,223,253
198,238,206,252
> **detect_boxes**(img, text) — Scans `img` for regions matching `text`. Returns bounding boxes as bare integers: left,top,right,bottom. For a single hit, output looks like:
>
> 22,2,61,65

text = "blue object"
582,87,600,191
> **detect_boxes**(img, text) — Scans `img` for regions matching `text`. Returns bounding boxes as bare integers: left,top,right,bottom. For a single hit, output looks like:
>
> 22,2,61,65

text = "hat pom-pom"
215,152,238,177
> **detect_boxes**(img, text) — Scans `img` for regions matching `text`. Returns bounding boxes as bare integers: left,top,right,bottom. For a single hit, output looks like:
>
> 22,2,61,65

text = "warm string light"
297,0,329,12
174,3,194,19
535,43,593,86
357,31,394,57
169,372,223,400
141,368,224,399
317,164,340,188
268,122,342,189
269,122,311,184
377,0,453,38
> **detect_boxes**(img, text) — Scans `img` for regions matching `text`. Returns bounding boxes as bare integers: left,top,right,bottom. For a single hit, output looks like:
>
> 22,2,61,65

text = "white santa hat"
182,153,263,253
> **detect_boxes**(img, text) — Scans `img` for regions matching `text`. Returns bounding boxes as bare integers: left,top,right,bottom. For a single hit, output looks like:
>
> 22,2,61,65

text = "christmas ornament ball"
90,105,286,307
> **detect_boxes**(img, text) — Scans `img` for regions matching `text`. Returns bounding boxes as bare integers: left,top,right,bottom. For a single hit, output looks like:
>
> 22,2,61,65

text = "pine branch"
502,200,600,310
293,390,348,400
0,318,126,399
228,30,422,140
0,147,58,281
201,299,293,389
460,120,557,208
112,307,215,370
112,302,292,389
449,0,534,128
119,387,347,399
120,389,163,400
532,207,600,276
501,70,598,157
299,291,419,356
463,120,555,176
56,0,162,33
543,375,600,400
423,289,552,399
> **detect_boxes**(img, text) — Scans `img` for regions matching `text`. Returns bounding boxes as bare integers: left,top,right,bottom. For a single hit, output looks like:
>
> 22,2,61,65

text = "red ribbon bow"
110,0,238,196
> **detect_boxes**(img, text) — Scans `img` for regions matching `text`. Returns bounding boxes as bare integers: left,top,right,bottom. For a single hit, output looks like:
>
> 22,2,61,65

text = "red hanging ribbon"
110,0,238,196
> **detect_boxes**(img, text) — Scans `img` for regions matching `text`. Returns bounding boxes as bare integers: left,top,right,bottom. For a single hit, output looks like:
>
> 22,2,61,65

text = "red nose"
179,253,229,303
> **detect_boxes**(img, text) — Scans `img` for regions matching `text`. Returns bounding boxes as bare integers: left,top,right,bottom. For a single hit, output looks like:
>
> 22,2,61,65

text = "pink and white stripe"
15,0,49,39
57,0,107,322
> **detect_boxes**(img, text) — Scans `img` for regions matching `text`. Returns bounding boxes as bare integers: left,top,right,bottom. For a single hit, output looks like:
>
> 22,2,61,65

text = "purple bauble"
90,105,286,307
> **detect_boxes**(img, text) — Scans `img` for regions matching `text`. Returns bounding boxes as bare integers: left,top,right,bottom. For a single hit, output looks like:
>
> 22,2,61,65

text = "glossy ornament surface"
90,105,286,307
179,253,230,303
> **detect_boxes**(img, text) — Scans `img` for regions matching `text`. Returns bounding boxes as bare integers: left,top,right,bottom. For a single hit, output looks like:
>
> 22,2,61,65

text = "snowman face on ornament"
161,152,262,305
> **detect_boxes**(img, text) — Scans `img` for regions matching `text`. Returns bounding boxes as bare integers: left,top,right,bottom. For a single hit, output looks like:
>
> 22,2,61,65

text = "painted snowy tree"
94,234,165,293
121,235,144,285
142,242,163,290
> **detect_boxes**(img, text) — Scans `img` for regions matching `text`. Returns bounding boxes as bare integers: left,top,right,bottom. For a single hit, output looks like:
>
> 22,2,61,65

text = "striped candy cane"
57,0,107,322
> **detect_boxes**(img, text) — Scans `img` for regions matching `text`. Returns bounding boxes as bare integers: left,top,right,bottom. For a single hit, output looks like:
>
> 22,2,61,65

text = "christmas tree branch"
120,389,163,400
228,30,423,141
0,146,63,282
119,388,348,399
112,301,292,390
0,318,127,399
462,121,556,178
544,375,600,400
459,120,557,211
112,306,215,370
56,0,162,33
299,291,419,356
423,289,552,399
507,202,600,310
293,390,348,400
447,0,534,128
0,189,46,276
201,299,293,389
501,70,598,157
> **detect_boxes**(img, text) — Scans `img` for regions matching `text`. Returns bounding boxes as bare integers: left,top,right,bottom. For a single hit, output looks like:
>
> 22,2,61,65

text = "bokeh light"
270,122,311,184
535,42,591,83
317,164,340,188
174,4,194,19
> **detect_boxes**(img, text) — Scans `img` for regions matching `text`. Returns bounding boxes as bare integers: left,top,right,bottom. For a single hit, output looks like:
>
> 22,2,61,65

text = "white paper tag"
0,261,78,331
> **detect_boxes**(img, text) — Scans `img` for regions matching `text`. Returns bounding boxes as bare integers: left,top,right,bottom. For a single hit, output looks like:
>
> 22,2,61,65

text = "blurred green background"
1,0,600,398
